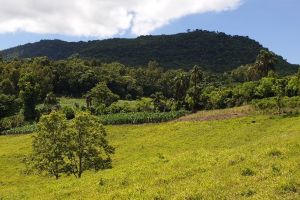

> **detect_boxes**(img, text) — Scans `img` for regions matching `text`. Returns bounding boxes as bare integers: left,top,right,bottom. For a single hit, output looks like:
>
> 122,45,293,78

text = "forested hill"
0,30,298,73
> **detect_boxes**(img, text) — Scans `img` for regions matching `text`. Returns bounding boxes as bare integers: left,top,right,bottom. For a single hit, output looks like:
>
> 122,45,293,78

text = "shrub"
252,96,300,114
0,114,25,134
0,94,21,118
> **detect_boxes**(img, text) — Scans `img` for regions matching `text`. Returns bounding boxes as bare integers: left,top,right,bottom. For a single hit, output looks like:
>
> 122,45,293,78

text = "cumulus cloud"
0,0,241,37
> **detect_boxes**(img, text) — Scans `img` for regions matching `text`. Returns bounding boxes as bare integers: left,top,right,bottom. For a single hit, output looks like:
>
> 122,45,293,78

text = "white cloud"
0,0,241,37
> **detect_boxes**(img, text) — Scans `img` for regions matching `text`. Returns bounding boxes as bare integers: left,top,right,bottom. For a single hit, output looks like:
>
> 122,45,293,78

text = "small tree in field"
66,112,114,178
30,112,68,179
29,111,114,179
272,79,286,114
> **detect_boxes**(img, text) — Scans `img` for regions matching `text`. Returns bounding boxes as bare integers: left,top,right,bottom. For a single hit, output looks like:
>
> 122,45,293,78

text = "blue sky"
0,0,299,64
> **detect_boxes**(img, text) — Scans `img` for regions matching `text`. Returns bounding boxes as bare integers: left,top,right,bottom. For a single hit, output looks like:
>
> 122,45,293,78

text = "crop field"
0,108,300,199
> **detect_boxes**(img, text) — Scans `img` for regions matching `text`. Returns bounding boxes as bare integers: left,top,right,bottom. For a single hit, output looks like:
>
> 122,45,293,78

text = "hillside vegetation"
0,30,298,72
0,108,299,199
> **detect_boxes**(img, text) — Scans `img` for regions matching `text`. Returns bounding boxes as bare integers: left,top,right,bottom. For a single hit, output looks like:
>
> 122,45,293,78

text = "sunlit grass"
0,109,299,199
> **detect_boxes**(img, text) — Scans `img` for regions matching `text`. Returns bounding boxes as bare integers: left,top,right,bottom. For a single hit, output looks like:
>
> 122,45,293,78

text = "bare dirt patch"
176,106,254,122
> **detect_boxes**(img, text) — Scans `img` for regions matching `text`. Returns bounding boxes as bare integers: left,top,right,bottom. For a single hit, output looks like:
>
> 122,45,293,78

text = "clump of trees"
27,111,114,179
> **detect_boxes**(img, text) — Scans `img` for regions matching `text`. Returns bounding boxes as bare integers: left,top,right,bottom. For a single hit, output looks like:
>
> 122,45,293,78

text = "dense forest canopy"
1,49,300,123
1,30,298,73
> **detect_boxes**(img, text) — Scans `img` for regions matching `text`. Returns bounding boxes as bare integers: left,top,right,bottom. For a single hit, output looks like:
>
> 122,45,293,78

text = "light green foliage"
252,96,300,114
255,77,276,98
0,109,299,199
67,112,114,178
286,76,300,96
28,112,113,179
29,112,68,179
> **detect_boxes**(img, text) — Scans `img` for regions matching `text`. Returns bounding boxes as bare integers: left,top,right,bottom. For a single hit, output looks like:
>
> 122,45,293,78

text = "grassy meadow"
0,108,300,199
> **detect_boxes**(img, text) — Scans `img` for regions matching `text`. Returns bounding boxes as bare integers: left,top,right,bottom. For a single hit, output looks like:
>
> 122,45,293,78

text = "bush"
0,114,25,134
252,96,300,114
0,94,21,118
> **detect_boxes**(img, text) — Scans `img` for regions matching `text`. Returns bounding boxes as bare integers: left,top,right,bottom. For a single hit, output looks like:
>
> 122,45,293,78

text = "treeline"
0,50,300,130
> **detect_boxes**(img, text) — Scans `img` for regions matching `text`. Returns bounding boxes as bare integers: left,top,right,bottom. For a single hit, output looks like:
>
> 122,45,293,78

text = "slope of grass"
0,110,300,199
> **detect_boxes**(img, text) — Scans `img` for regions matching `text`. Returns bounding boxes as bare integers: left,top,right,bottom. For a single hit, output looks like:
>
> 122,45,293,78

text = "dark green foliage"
62,107,75,120
18,73,41,121
1,31,297,73
44,92,59,105
0,94,21,118
0,114,25,134
87,82,119,107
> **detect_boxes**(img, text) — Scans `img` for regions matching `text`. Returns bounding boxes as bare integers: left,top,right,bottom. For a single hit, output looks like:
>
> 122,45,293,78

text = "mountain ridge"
0,30,298,73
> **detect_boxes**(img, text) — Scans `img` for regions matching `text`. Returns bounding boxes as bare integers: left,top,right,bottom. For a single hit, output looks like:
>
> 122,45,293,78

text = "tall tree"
30,112,68,179
18,73,40,121
190,65,203,88
254,50,278,78
66,112,114,178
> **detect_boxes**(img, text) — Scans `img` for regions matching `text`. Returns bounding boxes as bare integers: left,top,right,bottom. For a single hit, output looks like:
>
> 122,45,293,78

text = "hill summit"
0,30,297,73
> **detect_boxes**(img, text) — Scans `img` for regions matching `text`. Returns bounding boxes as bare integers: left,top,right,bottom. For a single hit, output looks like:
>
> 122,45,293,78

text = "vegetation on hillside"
0,48,300,134
1,30,298,73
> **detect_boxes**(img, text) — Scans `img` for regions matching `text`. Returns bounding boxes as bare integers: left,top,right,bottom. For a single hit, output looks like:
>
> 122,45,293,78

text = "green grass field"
59,97,86,108
0,108,300,199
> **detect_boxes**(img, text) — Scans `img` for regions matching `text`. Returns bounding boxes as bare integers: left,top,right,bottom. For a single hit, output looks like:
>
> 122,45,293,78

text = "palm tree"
190,65,203,88
255,50,278,78
173,72,189,101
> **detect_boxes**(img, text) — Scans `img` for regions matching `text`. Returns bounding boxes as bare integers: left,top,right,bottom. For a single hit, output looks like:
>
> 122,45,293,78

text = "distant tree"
44,92,59,106
190,65,203,88
254,50,278,78
0,94,21,118
151,92,168,112
87,82,119,107
65,112,114,178
286,76,299,96
255,77,276,98
0,79,16,95
18,73,41,121
185,86,202,111
173,72,189,101
29,112,68,179
272,79,286,113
